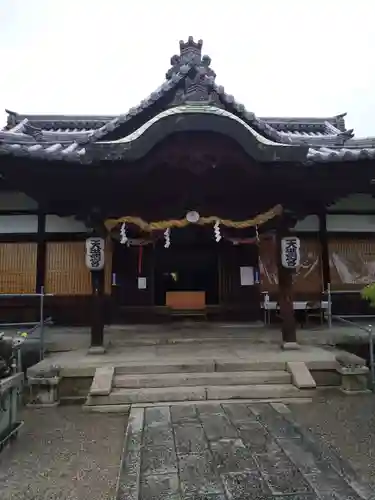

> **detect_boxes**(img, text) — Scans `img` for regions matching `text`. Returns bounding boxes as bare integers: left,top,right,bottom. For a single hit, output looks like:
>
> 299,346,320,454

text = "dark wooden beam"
276,221,297,347
87,216,108,352
36,212,46,294
89,269,105,350
318,212,330,291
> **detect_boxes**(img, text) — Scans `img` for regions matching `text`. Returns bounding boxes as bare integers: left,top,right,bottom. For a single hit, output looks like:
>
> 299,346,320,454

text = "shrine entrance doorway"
154,225,219,311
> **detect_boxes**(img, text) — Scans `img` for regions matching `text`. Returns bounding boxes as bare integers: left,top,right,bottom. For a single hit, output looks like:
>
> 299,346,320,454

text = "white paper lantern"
281,236,300,269
85,237,105,271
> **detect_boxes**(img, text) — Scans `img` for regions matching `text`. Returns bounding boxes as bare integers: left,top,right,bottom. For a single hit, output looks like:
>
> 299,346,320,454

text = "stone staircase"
83,360,317,411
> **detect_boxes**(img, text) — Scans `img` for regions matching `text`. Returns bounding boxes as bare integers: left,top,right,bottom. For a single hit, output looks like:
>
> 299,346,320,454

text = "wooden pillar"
318,211,330,291
89,268,105,351
36,211,46,293
276,222,298,348
86,213,107,354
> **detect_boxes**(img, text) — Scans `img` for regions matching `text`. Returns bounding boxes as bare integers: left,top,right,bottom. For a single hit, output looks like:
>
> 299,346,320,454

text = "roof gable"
1,37,375,164
3,37,349,145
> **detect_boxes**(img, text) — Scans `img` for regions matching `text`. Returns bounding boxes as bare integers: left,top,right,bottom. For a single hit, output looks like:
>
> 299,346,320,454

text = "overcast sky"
1,0,375,136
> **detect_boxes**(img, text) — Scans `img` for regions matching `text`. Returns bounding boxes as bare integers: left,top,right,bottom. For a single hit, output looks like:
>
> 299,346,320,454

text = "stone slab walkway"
118,402,375,500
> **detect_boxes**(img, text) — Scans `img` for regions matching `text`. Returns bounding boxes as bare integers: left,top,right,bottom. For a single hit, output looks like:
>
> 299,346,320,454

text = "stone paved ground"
1,399,374,500
0,407,126,500
290,391,375,487
119,402,375,500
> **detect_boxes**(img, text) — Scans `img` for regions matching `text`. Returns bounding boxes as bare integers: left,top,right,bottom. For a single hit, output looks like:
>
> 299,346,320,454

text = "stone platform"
20,321,375,353
29,341,340,378
25,326,370,407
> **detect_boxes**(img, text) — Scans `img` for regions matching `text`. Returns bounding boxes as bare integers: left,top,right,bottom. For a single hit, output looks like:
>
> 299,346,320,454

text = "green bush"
361,283,375,308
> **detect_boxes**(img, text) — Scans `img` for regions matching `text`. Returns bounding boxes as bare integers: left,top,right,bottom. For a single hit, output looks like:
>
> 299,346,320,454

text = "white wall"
327,214,375,232
0,215,38,233
327,194,375,212
0,191,38,210
293,200,375,233
293,215,319,232
45,215,87,233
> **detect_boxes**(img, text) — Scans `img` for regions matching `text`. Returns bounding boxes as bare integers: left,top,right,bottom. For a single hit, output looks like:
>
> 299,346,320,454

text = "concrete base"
27,376,61,407
336,352,370,394
282,342,301,351
87,345,106,355
337,366,370,394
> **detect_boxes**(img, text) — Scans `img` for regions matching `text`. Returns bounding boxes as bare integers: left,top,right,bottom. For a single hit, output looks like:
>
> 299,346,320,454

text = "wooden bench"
166,291,207,320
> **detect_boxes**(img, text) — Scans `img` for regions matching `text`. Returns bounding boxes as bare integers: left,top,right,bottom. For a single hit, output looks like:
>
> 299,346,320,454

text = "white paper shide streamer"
214,220,221,242
120,222,128,245
164,228,171,248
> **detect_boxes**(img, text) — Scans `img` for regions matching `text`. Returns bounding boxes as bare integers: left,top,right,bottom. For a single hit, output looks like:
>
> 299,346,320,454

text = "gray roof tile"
1,38,374,165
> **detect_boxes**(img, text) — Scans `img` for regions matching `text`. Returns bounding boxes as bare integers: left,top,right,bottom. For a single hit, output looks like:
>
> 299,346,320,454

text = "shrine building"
1,36,375,349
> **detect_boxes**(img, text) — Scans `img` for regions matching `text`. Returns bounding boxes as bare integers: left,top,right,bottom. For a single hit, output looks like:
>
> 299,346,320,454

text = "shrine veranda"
1,36,375,348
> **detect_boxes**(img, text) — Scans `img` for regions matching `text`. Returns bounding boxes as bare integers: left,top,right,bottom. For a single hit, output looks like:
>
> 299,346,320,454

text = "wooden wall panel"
328,237,375,290
219,243,260,305
45,242,91,295
258,236,278,295
113,244,154,306
0,243,37,294
259,235,322,296
104,238,112,295
45,240,113,296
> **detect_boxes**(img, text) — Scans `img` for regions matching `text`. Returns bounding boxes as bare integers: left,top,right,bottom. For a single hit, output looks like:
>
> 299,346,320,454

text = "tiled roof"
1,37,375,165
306,146,375,163
4,109,347,136
0,105,303,163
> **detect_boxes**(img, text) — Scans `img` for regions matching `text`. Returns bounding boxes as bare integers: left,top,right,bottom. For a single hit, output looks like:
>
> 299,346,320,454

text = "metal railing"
323,284,375,329
332,314,375,391
0,287,53,360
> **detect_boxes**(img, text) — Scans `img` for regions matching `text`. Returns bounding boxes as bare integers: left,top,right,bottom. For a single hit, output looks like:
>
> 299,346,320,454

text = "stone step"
114,360,286,375
113,370,291,389
86,384,312,406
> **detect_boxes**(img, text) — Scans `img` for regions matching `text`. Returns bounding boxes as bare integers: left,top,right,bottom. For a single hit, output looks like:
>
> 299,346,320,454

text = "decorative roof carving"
167,36,221,106
23,121,43,141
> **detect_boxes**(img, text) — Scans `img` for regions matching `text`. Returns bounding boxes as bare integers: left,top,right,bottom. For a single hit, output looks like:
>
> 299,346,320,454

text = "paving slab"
117,402,375,500
1,399,373,500
90,366,114,395
287,361,317,389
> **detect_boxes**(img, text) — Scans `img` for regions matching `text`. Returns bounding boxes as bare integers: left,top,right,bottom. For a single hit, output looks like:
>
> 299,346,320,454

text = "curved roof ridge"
74,69,190,145
99,104,286,147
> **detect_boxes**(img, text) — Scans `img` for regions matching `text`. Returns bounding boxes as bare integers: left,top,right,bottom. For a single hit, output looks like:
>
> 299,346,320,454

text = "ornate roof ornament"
5,109,17,129
167,36,221,106
23,121,44,141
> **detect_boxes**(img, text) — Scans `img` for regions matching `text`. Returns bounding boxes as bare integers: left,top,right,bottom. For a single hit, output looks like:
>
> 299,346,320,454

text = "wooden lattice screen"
0,243,37,294
45,240,112,296
328,237,375,290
